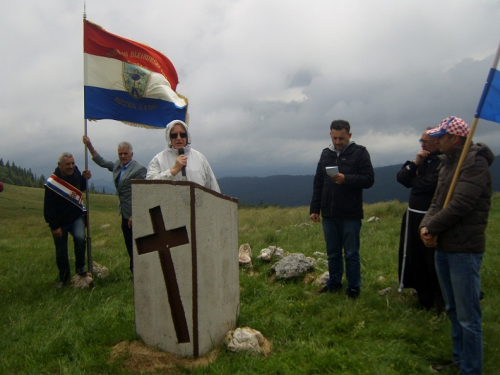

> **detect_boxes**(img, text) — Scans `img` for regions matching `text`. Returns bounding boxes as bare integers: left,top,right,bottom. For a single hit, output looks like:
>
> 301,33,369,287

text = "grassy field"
0,184,499,374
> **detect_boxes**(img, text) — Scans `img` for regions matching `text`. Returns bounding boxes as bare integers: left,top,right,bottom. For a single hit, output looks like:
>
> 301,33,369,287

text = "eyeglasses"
170,132,187,139
419,139,435,144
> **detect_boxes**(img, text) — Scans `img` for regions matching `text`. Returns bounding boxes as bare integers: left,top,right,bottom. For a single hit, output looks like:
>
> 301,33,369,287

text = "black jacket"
396,152,441,211
44,166,87,230
310,142,374,220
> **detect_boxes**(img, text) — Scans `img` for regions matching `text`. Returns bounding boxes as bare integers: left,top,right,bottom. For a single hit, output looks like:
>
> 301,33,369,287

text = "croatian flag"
84,20,187,129
475,41,500,124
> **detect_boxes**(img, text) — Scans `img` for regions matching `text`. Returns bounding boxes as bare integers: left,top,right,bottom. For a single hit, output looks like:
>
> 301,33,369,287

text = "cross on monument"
135,205,190,343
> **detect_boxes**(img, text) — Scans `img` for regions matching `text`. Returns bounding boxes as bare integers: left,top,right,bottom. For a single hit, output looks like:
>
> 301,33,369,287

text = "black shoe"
318,286,341,294
76,268,87,276
55,281,67,290
346,288,360,300
430,360,459,372
318,286,330,294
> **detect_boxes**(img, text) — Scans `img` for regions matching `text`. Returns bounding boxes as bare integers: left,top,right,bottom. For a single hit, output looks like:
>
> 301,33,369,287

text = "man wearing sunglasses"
146,120,220,193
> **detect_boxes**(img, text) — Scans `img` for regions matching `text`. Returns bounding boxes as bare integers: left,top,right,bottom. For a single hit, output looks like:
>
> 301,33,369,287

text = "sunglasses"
170,132,187,139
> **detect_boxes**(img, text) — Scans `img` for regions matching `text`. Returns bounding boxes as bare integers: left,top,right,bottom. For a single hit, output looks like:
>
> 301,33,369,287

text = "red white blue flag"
475,41,500,124
84,20,187,129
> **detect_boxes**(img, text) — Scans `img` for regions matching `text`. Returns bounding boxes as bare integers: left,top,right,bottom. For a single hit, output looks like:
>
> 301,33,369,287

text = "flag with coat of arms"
84,20,187,129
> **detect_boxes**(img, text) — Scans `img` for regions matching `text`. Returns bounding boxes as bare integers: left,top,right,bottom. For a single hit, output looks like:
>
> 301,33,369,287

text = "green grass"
1,184,499,374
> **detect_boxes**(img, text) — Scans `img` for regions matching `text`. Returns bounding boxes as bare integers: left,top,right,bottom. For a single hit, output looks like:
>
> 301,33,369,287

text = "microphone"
178,148,186,177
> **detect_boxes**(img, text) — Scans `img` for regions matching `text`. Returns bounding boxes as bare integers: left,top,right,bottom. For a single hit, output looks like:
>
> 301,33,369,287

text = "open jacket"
92,155,147,219
310,142,374,220
420,143,494,253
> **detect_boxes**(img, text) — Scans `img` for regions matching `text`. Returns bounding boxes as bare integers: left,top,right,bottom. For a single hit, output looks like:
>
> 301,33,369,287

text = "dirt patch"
110,341,220,374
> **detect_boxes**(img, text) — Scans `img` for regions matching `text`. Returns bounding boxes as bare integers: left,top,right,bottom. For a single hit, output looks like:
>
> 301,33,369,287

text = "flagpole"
442,118,477,208
442,41,500,208
83,1,93,275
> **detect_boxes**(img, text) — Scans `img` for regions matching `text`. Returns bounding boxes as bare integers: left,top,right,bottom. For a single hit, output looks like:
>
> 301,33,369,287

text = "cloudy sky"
1,0,500,187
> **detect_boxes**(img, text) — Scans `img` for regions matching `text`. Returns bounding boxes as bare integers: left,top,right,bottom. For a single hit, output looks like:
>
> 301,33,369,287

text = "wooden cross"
135,205,190,343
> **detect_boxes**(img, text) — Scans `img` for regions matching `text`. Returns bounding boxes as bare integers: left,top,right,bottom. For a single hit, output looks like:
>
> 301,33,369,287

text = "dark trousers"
53,216,86,282
121,217,133,272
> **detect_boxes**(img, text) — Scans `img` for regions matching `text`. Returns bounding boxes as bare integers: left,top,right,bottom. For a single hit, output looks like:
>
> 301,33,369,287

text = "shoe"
55,281,67,290
346,288,360,300
430,360,459,372
76,268,87,276
317,286,341,294
318,286,330,294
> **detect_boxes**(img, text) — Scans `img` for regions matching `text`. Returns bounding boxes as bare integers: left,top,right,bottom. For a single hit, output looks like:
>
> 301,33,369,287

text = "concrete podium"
132,180,239,357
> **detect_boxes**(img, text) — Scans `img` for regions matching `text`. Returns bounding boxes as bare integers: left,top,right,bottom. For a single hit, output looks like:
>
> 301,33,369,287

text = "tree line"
0,158,109,194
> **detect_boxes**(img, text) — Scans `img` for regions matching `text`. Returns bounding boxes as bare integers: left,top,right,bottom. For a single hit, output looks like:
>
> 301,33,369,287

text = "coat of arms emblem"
123,63,151,99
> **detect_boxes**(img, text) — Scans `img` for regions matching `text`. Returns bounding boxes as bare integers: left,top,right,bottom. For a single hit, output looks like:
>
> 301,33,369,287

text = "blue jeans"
53,216,86,282
435,251,483,375
322,217,361,293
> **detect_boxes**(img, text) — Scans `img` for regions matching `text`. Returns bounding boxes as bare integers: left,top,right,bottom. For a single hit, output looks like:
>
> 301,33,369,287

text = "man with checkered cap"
420,116,494,375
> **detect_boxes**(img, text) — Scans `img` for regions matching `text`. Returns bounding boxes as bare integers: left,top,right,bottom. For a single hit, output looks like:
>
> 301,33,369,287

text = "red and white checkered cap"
426,116,470,137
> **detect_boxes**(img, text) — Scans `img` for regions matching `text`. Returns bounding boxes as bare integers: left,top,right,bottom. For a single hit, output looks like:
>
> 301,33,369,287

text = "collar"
120,160,133,170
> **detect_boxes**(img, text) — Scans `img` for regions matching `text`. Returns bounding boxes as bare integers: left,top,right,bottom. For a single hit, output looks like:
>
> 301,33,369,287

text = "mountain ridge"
218,158,500,207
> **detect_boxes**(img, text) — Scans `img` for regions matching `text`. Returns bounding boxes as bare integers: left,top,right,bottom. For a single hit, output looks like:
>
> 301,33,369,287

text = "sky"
1,0,500,187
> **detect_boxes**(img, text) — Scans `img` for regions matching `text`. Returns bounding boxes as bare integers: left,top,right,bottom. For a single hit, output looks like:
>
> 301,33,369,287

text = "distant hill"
219,157,500,207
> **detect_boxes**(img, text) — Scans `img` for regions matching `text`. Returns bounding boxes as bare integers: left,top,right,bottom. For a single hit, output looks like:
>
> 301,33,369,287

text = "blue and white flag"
475,41,500,124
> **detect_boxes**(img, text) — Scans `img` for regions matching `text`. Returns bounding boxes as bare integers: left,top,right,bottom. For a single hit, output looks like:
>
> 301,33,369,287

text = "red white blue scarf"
45,174,85,211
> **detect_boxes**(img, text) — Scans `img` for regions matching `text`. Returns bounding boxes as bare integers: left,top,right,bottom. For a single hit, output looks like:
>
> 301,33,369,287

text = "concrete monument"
132,180,239,357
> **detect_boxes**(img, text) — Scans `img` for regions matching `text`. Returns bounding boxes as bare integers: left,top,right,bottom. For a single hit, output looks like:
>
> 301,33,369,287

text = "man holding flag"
44,152,91,290
82,136,147,273
420,116,493,374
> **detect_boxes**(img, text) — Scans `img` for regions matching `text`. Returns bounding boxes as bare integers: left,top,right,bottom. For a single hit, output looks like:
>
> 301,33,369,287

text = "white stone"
270,253,314,279
92,261,109,278
257,246,284,262
225,327,269,355
71,273,94,289
238,243,252,268
315,271,330,286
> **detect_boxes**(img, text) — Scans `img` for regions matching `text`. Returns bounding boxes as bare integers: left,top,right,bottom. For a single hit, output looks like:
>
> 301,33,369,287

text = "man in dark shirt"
397,129,444,311
44,152,91,289
310,120,374,299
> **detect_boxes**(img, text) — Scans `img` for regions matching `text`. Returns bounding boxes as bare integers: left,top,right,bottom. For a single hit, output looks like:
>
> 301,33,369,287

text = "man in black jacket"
44,152,91,289
310,120,374,299
397,129,444,311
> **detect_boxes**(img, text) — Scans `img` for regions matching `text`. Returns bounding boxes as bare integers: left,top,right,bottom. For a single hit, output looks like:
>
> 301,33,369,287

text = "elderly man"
310,119,374,299
146,120,220,193
44,152,91,289
420,116,493,375
83,136,147,272
397,129,444,311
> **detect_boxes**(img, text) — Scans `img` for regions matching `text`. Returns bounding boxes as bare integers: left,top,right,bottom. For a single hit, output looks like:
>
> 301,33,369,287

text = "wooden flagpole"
442,118,478,208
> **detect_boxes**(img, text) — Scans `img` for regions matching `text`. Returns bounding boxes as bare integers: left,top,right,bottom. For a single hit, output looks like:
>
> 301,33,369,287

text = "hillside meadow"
0,183,499,374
